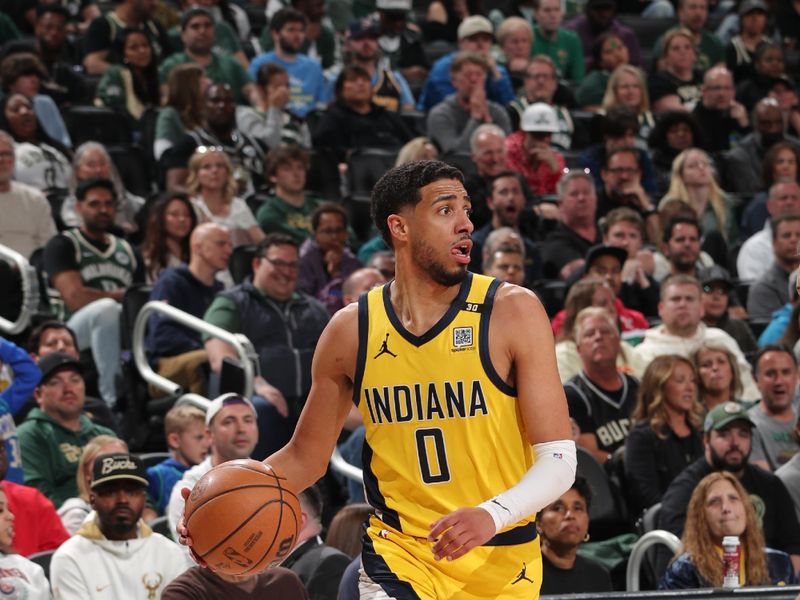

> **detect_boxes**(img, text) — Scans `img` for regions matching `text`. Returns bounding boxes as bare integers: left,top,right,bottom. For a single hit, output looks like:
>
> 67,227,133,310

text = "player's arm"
430,285,576,560
264,305,358,489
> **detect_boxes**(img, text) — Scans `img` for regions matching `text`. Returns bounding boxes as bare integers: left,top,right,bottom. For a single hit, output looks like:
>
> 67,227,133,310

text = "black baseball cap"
91,453,148,489
585,244,627,268
180,6,213,30
38,351,83,384
699,265,732,290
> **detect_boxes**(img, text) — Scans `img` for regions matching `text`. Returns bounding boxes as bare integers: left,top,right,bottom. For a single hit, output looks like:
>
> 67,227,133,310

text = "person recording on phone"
598,147,660,244
692,66,750,154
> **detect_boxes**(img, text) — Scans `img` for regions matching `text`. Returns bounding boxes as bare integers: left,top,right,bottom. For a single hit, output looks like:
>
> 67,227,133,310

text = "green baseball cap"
703,401,757,433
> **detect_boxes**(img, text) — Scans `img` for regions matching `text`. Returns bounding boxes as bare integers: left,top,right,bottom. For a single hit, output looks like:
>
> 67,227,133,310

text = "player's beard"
410,235,467,287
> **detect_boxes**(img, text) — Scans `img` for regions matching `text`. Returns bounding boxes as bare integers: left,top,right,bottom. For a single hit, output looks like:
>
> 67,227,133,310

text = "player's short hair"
164,405,206,436
450,50,489,75
573,307,619,343
270,7,307,32
255,232,299,257
660,274,702,299
36,3,69,19
662,214,700,244
484,242,523,270
265,145,309,179
371,160,463,247
600,206,644,238
604,146,640,170
256,62,288,88
27,320,78,354
754,343,798,372
771,213,800,241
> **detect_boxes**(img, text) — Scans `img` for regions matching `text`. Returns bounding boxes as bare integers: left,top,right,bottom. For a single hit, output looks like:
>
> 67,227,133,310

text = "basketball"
184,459,301,576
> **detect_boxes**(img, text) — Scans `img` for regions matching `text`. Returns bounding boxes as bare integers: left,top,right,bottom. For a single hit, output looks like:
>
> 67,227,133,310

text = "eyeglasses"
702,284,730,295
262,257,300,270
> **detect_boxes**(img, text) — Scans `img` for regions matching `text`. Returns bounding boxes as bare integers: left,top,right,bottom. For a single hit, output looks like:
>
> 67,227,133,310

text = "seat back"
138,451,170,469
28,550,55,580
230,245,256,284
107,145,153,198
577,447,628,540
120,284,153,352
440,151,478,180
307,148,342,201
346,148,398,241
149,515,173,539
64,106,133,147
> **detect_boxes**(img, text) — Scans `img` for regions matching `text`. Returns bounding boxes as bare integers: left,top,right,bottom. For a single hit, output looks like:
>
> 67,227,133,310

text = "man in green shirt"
652,0,724,73
256,146,324,244
531,0,584,83
159,7,259,106
17,352,117,508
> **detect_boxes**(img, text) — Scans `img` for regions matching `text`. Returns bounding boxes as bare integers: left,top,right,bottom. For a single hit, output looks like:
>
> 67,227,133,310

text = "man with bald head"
146,223,233,394
739,181,800,279
693,66,750,153
725,98,800,195
341,268,385,307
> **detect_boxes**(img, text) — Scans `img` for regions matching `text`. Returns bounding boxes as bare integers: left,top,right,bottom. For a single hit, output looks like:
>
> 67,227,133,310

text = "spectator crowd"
4,0,800,595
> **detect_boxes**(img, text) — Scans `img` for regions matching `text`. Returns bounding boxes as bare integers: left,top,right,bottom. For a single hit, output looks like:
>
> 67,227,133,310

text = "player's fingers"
428,515,455,541
446,539,478,561
432,525,471,558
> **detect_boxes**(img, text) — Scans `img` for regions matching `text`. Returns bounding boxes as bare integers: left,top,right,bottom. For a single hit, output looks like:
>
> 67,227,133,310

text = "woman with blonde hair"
600,65,655,141
57,435,128,535
495,16,533,76
660,147,737,244
692,342,743,411
395,137,439,166
186,147,265,248
660,471,795,588
154,64,210,160
625,355,705,515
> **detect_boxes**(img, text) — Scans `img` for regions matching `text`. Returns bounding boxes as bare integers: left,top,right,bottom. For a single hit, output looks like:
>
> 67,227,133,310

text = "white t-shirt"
0,181,56,258
13,141,71,191
191,196,258,248
0,552,51,600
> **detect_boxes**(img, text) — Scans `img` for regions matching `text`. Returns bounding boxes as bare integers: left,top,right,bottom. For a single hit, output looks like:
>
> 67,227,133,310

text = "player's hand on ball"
177,487,208,568
428,507,496,561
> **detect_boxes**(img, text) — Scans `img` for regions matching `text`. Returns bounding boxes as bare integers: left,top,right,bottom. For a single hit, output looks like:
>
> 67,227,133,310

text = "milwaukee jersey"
354,272,533,539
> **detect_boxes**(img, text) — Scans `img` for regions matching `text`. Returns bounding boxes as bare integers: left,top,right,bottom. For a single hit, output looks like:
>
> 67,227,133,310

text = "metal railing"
132,301,259,399
0,244,39,335
626,529,681,592
331,445,363,483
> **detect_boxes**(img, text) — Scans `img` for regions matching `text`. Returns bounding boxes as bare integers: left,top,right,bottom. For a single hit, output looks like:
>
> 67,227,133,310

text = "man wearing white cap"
427,51,511,154
506,102,565,196
417,15,516,111
166,394,258,536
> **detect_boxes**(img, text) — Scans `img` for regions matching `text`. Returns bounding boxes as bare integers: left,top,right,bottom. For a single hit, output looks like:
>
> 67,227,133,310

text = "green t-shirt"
167,20,242,56
576,70,611,108
159,50,252,104
255,193,324,244
652,29,725,74
0,14,21,44
154,106,187,149
531,26,585,83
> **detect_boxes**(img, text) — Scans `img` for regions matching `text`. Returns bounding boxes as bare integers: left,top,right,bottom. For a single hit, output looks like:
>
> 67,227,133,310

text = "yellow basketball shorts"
359,516,542,600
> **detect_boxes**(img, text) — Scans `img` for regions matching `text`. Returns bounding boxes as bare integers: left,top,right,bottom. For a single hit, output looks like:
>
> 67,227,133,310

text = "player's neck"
390,264,465,337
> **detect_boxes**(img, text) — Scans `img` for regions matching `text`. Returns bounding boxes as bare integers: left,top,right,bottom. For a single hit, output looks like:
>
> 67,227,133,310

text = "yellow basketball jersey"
354,272,534,540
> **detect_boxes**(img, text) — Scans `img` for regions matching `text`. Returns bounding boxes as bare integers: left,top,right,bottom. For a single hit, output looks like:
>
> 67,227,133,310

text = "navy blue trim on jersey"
382,272,473,347
352,291,370,405
362,532,422,599
479,278,517,396
483,522,538,546
362,439,402,532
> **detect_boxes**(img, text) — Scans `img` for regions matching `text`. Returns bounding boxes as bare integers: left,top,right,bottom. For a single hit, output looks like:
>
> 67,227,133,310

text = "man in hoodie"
146,223,232,396
634,274,760,400
50,452,189,599
17,352,117,508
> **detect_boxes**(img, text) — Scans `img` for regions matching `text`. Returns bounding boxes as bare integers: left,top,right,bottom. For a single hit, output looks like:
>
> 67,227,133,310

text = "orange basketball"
184,459,300,576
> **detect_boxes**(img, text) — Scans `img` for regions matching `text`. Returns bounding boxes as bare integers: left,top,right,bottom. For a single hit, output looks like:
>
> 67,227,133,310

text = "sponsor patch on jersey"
452,326,473,349
114,251,130,265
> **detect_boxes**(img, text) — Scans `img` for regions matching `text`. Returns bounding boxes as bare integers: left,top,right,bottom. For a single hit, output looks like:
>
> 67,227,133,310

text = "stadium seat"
576,448,629,541
138,452,170,469
149,515,173,538
346,148,398,241
64,106,133,147
732,279,752,307
230,245,256,284
532,279,567,318
423,40,455,65
28,550,54,580
570,111,595,150
307,148,342,201
440,151,478,180
107,145,153,198
746,316,772,340
399,110,428,137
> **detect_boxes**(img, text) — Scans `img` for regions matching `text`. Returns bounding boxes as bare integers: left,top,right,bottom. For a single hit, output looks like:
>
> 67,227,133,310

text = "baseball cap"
38,351,83,384
521,103,560,133
376,0,411,9
585,244,627,268
703,401,756,433
699,265,732,290
205,392,257,426
91,453,148,489
739,0,767,16
348,17,379,39
457,15,493,40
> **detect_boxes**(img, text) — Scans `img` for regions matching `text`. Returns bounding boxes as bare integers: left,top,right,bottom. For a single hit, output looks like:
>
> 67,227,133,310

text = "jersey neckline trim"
381,272,473,348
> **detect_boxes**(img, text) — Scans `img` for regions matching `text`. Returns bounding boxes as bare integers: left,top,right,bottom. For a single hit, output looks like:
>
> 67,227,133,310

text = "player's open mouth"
451,241,471,265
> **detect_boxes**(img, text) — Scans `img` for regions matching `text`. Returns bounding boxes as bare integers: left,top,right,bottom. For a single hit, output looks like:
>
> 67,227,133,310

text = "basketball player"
180,161,576,598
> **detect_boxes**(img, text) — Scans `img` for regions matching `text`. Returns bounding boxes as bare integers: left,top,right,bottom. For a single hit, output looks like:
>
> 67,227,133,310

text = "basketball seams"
198,497,285,559
186,483,298,518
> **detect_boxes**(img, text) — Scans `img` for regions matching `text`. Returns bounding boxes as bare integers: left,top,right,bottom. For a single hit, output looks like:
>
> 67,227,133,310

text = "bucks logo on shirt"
48,229,137,320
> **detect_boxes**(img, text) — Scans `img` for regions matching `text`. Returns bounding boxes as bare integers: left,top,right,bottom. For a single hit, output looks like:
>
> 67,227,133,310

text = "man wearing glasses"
203,233,329,459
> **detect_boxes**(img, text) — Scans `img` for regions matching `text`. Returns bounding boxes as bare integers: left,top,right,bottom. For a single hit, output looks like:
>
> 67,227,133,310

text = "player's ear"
387,214,408,243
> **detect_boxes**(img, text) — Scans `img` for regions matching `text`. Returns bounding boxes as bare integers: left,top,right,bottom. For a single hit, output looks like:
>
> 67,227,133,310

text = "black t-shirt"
566,372,638,454
540,554,613,595
648,70,703,106
43,230,145,283
83,12,171,64
541,222,600,279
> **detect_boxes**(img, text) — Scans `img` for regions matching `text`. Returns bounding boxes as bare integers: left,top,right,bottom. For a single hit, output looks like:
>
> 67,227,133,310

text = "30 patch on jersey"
452,326,473,349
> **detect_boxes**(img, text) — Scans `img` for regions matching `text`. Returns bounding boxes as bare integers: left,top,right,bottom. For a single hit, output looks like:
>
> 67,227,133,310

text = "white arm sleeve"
477,439,577,533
